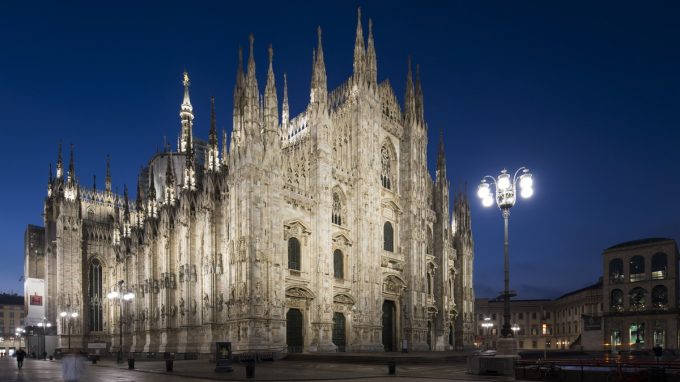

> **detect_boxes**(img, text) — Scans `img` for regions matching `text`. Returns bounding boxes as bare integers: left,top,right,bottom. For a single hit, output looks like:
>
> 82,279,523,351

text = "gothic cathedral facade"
30,11,475,354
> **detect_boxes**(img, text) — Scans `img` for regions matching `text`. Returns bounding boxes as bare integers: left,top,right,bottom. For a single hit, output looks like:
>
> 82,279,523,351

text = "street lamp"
478,168,533,346
37,317,52,359
481,317,494,350
14,328,26,349
107,280,135,363
511,323,520,336
59,309,79,350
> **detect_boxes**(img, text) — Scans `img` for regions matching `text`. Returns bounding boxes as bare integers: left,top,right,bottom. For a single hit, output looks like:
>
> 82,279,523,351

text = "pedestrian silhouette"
16,348,27,369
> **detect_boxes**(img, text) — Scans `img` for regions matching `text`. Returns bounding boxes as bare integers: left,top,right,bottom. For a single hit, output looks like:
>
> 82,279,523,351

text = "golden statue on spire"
183,71,190,87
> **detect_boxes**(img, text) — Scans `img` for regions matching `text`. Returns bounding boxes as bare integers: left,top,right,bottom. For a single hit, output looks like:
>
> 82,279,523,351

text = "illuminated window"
629,323,645,345
629,256,645,282
88,258,103,331
609,258,624,283
651,253,667,280
629,287,646,311
652,285,668,309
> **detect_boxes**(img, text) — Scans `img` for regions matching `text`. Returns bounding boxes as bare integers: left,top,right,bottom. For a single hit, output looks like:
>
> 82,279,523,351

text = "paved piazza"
0,356,517,381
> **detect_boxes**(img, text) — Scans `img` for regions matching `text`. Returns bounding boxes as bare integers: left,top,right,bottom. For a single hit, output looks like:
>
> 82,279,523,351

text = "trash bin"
388,362,396,375
246,362,255,378
127,358,135,370
166,359,174,372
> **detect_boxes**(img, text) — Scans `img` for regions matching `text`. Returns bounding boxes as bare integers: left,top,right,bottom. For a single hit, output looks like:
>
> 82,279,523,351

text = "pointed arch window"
333,249,344,279
629,256,645,282
288,238,301,271
88,258,103,331
652,252,667,280
332,193,342,225
381,146,392,189
426,273,433,295
383,221,394,252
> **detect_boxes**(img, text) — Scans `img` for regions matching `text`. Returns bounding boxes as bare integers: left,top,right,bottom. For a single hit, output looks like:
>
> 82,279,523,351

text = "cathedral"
27,10,475,355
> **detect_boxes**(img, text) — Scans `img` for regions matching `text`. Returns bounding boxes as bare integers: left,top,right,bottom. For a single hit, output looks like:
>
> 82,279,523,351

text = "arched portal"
382,300,396,351
332,312,346,352
286,309,304,353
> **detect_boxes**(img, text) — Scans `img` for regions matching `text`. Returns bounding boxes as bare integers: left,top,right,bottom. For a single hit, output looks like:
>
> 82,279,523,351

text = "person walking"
16,348,27,369
653,344,664,362
61,349,84,382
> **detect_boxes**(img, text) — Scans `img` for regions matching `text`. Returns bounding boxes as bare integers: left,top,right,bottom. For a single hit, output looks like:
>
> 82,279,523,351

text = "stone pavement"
0,353,524,381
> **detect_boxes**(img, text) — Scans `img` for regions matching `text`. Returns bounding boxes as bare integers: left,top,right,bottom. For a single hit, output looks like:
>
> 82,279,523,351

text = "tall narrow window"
383,222,394,252
88,259,103,331
333,249,344,279
332,193,342,225
426,273,432,295
381,146,391,189
288,238,301,271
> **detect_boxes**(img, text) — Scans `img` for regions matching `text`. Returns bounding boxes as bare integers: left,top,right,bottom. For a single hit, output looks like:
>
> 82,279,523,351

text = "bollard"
388,362,396,375
246,362,255,378
165,359,174,372
127,358,135,370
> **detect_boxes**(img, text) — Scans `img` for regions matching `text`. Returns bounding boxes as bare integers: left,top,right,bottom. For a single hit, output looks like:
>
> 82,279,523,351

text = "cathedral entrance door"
382,300,395,351
286,309,304,353
332,312,346,352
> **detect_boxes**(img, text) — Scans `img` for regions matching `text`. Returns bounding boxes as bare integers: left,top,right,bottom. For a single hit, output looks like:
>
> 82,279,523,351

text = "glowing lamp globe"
519,173,533,189
477,182,490,199
482,195,494,207
497,172,511,190
521,187,534,199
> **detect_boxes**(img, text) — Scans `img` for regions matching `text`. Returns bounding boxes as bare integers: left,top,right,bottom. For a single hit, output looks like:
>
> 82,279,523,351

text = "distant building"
0,293,25,354
475,281,603,352
602,238,679,351
476,237,680,353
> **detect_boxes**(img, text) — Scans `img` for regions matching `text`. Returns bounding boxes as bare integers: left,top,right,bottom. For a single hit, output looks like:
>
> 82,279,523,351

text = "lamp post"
59,309,79,350
37,317,52,359
481,317,494,350
511,323,520,336
478,168,533,352
107,280,135,364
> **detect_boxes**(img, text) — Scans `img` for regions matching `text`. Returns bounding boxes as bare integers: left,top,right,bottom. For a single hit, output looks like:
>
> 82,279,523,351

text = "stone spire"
105,155,112,192
233,46,245,143
183,130,196,190
221,129,228,168
264,44,279,131
282,73,289,134
415,64,424,122
123,184,130,224
135,176,145,227
366,18,377,85
147,165,157,218
56,142,63,179
404,57,415,123
207,96,219,172
311,26,327,104
179,71,194,153
436,130,446,180
165,154,176,204
244,34,260,137
67,144,76,184
353,7,365,82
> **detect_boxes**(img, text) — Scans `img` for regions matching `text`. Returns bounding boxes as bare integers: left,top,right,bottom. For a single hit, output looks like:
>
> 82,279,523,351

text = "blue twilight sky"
1,1,678,299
